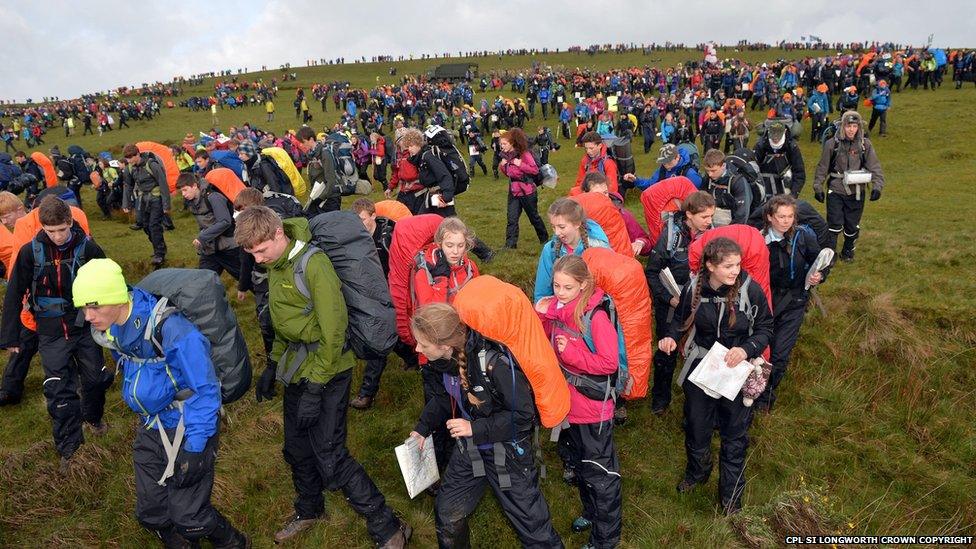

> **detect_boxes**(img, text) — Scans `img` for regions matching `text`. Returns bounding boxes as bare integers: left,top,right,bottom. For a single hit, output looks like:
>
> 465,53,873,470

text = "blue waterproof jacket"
870,88,891,111
633,146,702,190
104,288,220,452
534,219,610,302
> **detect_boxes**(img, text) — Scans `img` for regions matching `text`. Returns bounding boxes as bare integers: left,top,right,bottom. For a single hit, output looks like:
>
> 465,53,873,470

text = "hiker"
176,174,241,280
347,198,418,410
465,128,489,178
14,151,44,205
237,141,294,196
624,143,702,190
867,80,891,137
812,110,885,263
385,128,426,214
574,131,618,193
581,172,651,256
296,127,342,214
0,192,37,406
658,237,773,515
645,191,716,415
807,84,832,142
755,195,827,412
94,157,122,219
534,198,610,303
408,303,562,548
122,144,170,266
233,206,410,547
0,196,112,472
73,258,250,548
753,121,806,198
537,255,622,548
701,150,754,226
499,128,549,249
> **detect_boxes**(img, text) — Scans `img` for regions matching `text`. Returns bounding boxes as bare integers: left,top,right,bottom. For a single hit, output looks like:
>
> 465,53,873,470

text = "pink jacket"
539,288,618,424
611,192,651,256
499,150,539,197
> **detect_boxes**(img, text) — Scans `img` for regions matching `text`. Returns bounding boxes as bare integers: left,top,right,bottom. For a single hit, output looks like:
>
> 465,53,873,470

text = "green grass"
2,48,975,548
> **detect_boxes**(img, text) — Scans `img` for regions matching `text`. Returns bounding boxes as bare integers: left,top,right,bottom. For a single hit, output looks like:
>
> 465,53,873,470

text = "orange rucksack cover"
640,175,698,246
581,247,653,399
571,192,632,256
388,214,442,346
136,141,179,194
687,224,771,360
453,275,570,428
0,225,15,280
31,152,57,187
204,168,246,203
374,200,412,222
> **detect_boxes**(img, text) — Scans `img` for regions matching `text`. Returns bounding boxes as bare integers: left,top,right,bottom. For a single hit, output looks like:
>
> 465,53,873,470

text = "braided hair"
548,198,590,255
410,303,482,406
679,237,744,337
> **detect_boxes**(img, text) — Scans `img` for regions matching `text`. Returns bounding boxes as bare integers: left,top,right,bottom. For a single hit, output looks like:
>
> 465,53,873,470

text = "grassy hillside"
1,48,975,548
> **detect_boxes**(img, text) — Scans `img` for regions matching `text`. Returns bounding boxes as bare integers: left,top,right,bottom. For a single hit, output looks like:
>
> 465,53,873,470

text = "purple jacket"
499,150,539,197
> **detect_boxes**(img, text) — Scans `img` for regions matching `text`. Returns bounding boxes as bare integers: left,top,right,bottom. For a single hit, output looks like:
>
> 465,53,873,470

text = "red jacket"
412,243,479,308
573,144,618,194
539,289,617,424
390,149,421,192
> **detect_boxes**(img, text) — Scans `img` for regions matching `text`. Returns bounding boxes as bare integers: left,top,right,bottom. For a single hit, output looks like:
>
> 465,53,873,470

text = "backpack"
308,134,359,198
294,212,398,360
423,125,469,195
411,246,475,307
31,237,88,318
549,294,629,401
7,173,38,196
726,147,766,212
134,268,253,404
383,134,397,163
67,145,92,185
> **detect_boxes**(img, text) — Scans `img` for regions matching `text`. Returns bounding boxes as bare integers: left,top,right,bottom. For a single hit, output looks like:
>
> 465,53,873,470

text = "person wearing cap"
122,143,170,266
237,140,294,196
73,258,250,548
624,143,702,190
867,80,891,137
0,196,112,472
807,84,832,142
753,121,806,197
812,110,885,262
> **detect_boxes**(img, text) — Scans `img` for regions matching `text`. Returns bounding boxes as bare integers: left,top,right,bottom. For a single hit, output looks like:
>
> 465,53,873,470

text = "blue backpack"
550,294,630,401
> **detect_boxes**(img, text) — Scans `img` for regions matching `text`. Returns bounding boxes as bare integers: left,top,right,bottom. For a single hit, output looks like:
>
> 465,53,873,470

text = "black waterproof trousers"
564,422,622,549
756,291,809,410
505,192,549,248
1,325,38,401
825,191,865,257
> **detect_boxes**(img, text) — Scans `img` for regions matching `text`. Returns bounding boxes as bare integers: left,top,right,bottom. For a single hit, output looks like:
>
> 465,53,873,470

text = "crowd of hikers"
0,40,939,549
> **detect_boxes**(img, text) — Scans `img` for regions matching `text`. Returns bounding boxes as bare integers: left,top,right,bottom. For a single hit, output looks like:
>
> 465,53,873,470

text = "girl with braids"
407,303,562,548
658,237,773,515
645,191,716,415
536,255,622,548
533,198,610,302
753,195,826,412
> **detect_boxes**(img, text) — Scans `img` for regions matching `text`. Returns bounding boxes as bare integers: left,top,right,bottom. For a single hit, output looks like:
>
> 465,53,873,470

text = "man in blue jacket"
623,143,702,190
74,258,249,548
868,80,891,137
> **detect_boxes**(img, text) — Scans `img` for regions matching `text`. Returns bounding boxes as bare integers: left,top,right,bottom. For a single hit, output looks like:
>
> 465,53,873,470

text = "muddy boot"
273,513,324,544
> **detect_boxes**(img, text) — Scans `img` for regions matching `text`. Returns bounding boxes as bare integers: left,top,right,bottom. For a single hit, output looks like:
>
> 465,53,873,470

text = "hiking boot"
274,513,323,544
613,405,628,426
571,516,592,533
151,255,166,267
58,455,75,476
0,390,22,406
349,395,374,410
86,421,110,436
155,526,196,549
676,479,702,493
651,403,669,416
481,250,496,263
129,224,143,231
213,531,250,549
840,251,854,263
720,498,743,516
379,520,412,549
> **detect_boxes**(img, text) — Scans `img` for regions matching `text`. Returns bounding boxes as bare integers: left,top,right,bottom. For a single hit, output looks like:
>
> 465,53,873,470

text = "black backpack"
423,125,469,195
726,148,765,212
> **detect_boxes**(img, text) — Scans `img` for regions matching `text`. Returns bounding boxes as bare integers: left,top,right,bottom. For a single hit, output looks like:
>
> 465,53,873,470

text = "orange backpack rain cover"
136,141,179,194
581,247,652,399
31,152,58,187
374,200,412,222
453,275,570,428
388,214,442,346
571,192,632,257
640,175,699,247
204,168,246,203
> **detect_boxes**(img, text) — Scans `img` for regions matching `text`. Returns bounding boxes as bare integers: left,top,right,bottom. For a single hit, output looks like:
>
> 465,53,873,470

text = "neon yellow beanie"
72,258,129,307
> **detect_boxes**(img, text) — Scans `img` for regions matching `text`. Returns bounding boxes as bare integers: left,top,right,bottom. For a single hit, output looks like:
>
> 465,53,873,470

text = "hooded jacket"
574,144,619,192
412,242,480,306
812,127,885,196
98,288,220,452
184,182,237,255
538,288,617,424
634,146,702,189
122,152,171,211
267,217,355,385
499,150,539,197
534,219,610,302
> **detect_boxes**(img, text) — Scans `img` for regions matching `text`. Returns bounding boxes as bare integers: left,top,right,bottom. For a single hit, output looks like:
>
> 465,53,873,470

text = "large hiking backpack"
453,275,570,428
7,173,38,196
609,134,635,182
423,125,469,195
67,145,92,185
203,167,246,203
308,134,360,199
136,268,253,404
389,214,443,346
677,142,701,171
640,175,698,246
726,147,765,212
31,237,88,318
136,142,179,194
31,152,57,187
581,247,652,399
570,192,632,257
262,146,308,199
295,211,397,360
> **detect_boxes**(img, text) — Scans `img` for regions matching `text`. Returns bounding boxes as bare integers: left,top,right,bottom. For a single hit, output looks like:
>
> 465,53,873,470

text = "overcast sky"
4,0,972,102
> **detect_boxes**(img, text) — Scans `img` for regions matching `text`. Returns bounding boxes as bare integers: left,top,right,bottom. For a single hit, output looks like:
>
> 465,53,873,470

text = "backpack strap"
293,245,322,316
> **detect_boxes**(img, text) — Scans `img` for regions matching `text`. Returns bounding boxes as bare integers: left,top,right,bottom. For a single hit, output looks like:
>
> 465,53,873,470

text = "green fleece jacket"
268,217,354,384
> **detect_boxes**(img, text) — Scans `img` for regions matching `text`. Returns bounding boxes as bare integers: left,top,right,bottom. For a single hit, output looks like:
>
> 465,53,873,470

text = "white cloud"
5,0,972,102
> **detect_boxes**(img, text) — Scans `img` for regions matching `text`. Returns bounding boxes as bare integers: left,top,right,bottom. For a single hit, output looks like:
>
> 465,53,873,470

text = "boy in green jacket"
234,206,410,547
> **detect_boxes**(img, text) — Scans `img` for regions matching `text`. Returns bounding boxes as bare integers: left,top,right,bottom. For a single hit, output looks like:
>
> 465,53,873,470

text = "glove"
255,365,278,402
173,448,209,488
814,190,825,203
295,381,324,429
870,188,882,201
